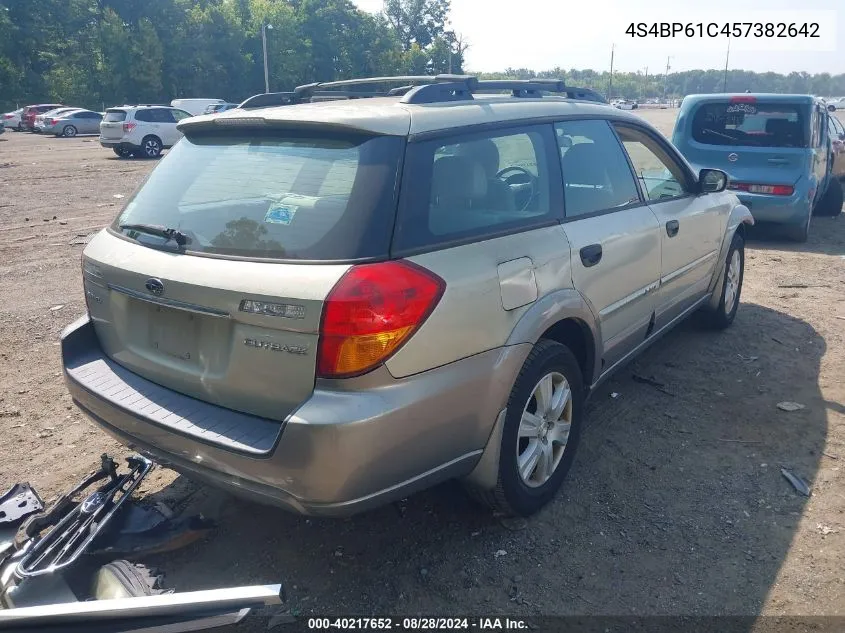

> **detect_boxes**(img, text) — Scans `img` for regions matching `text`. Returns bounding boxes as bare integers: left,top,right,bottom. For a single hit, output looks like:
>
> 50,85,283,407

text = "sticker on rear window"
264,204,297,225
726,103,756,114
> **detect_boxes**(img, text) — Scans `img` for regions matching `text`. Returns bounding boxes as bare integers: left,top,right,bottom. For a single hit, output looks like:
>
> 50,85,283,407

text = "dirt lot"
1,110,844,624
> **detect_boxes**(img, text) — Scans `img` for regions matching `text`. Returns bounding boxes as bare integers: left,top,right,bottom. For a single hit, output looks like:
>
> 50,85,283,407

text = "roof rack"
241,76,605,109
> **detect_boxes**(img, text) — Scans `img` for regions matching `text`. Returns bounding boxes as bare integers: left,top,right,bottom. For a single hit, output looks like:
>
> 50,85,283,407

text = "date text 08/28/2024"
307,618,528,630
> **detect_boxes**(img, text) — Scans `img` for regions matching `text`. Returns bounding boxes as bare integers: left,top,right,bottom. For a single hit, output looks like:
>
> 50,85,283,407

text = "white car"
99,105,193,158
170,98,224,116
826,98,845,112
613,99,639,111
2,108,23,130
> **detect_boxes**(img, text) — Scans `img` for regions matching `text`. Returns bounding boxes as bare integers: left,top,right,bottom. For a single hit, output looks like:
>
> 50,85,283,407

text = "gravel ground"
1,110,844,626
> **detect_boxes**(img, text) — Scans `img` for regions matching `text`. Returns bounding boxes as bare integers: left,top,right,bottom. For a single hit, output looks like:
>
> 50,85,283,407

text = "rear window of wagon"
112,130,404,262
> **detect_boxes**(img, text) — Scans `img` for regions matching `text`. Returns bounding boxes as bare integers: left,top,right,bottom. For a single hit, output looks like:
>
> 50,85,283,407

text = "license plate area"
148,305,199,364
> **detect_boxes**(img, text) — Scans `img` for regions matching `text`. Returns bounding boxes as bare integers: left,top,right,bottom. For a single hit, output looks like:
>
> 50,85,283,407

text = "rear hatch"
82,127,404,420
101,109,127,140
677,98,810,187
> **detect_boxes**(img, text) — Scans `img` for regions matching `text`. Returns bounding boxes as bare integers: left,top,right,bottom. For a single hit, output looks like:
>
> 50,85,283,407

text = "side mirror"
699,168,728,194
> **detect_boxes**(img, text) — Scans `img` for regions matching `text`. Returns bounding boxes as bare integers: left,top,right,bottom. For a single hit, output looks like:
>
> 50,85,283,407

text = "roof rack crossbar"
400,81,477,105
474,80,566,97
295,75,479,99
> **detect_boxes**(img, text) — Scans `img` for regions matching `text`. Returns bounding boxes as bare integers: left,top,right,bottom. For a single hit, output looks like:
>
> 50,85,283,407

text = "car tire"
704,232,744,330
812,178,843,217
785,209,811,242
466,339,584,517
61,125,77,138
112,147,132,158
140,136,162,158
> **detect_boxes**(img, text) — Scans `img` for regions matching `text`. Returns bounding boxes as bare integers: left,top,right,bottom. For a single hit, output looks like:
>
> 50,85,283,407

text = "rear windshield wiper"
119,223,191,247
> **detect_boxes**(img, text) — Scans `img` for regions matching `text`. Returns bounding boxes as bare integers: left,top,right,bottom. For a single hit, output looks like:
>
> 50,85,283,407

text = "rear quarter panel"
385,224,573,378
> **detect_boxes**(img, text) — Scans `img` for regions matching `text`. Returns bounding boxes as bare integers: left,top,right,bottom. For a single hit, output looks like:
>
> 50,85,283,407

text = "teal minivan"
672,94,843,241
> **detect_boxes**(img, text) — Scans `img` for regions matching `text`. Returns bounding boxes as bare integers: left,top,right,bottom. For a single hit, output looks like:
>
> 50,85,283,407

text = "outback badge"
244,338,308,355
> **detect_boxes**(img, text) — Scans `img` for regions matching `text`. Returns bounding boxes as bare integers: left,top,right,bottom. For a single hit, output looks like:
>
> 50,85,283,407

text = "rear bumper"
62,315,529,516
99,138,136,149
734,191,811,226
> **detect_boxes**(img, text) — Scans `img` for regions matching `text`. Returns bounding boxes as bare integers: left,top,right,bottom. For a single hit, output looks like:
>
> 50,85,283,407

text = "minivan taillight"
122,122,136,132
729,182,794,196
317,261,446,378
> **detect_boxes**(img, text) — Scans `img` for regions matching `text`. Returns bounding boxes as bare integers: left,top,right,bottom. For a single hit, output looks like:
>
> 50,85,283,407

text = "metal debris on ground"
494,549,508,559
632,374,664,388
498,516,528,531
781,468,812,497
0,483,44,525
777,401,806,412
68,232,96,246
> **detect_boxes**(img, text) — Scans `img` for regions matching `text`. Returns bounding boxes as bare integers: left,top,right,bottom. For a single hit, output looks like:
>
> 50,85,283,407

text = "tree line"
0,0,466,112
484,67,845,101
1,0,843,113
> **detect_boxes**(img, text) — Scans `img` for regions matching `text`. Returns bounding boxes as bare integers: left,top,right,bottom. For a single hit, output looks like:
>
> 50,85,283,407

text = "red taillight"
50,118,59,125
2,114,11,119
122,122,136,132
729,182,794,196
730,95,757,104
317,261,446,378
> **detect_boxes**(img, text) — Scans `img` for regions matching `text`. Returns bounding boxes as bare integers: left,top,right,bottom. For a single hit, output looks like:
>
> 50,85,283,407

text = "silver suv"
62,76,753,517
99,105,193,158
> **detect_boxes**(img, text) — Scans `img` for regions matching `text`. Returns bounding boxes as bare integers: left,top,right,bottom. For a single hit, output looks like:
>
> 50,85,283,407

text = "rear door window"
394,124,559,253
691,102,807,148
113,131,404,261
134,109,154,122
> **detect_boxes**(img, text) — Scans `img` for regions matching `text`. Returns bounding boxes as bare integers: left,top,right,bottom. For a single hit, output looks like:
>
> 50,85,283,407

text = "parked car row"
1,103,104,136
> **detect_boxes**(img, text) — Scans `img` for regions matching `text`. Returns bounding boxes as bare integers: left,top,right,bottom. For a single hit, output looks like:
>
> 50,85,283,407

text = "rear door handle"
579,244,602,267
768,158,789,165
666,220,679,237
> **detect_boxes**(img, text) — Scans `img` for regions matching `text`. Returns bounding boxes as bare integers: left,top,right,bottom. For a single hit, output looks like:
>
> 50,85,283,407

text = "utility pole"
662,56,671,103
608,44,615,100
722,37,730,92
262,23,273,94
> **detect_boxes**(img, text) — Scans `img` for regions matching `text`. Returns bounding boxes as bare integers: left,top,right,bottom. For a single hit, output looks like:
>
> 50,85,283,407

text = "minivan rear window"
104,110,127,122
691,102,806,148
112,131,403,261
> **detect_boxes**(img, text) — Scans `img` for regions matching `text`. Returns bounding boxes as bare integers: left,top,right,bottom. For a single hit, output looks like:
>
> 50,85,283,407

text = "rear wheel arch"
504,289,601,384
539,318,595,387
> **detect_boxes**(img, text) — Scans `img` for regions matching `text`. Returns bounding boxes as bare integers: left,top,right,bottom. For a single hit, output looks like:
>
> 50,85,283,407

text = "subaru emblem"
145,278,164,296
727,153,739,162
81,491,107,514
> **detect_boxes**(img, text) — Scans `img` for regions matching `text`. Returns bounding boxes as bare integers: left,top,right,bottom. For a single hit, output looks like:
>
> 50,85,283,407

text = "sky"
352,0,843,75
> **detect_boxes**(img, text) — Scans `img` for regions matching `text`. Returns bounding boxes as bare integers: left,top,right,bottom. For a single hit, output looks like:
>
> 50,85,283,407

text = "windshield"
112,131,403,261
691,102,808,148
